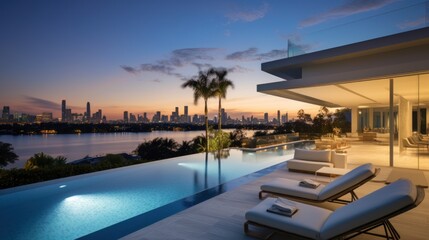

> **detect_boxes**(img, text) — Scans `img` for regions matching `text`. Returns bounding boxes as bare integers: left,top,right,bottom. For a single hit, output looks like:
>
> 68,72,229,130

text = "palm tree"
182,70,217,151
210,67,234,132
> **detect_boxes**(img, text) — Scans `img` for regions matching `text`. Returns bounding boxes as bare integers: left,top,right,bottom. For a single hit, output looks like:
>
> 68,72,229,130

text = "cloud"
170,48,216,65
226,47,287,61
122,48,220,79
300,0,395,27
25,96,60,110
397,17,425,30
121,65,139,74
226,48,258,60
227,65,251,73
226,3,269,22
140,63,175,74
258,49,288,60
192,63,214,71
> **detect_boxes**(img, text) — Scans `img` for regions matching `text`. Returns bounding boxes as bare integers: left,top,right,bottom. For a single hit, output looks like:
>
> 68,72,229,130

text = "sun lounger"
245,179,424,240
259,163,380,204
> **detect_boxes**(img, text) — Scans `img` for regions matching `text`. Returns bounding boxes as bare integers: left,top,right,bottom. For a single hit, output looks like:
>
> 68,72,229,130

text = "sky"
0,0,427,120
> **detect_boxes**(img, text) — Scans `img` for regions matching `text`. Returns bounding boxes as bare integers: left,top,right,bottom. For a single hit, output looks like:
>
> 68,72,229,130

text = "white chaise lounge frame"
259,163,380,204
245,179,425,240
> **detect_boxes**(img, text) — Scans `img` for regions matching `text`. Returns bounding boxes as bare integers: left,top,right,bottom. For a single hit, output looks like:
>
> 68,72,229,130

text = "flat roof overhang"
259,27,429,108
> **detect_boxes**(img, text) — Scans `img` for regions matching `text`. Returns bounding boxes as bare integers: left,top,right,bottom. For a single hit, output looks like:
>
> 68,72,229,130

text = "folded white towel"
299,178,320,188
270,198,298,215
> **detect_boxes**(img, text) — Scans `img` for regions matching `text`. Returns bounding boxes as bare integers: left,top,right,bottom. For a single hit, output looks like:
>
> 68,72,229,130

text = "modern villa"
2,14,429,240
117,27,429,239
259,27,429,171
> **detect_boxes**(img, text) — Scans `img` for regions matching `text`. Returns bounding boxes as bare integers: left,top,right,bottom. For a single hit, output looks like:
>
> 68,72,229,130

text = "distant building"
152,111,161,122
264,113,268,123
61,100,66,122
63,109,71,122
143,112,149,123
192,114,199,123
183,105,189,123
129,113,136,123
72,113,83,122
277,110,281,125
42,112,53,122
86,102,91,121
221,108,227,125
123,111,129,123
2,106,10,120
161,115,168,122
92,109,102,123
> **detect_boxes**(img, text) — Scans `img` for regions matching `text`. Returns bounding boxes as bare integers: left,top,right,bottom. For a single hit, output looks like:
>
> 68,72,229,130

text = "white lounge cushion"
287,159,333,172
294,148,331,162
245,197,332,239
260,178,324,200
320,179,417,239
318,163,374,200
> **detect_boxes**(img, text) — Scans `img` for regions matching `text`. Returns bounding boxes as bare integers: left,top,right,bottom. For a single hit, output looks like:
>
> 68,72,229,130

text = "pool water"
0,145,307,240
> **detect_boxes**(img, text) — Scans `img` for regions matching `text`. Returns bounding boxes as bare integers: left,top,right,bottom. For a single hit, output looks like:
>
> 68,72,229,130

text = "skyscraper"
152,111,161,122
124,111,129,123
221,108,227,125
61,100,66,122
184,106,188,116
92,109,102,123
65,109,72,122
2,106,10,120
277,110,281,125
264,113,269,123
129,113,136,123
86,102,91,121
183,105,189,123
143,112,148,123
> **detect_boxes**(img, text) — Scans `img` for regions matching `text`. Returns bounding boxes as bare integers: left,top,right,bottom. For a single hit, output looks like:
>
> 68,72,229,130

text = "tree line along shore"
0,122,274,135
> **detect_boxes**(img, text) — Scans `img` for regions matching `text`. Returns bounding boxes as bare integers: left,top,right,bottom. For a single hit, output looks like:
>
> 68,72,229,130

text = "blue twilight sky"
0,0,427,120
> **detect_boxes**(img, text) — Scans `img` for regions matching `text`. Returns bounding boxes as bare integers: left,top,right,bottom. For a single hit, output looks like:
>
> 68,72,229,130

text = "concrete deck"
121,164,429,240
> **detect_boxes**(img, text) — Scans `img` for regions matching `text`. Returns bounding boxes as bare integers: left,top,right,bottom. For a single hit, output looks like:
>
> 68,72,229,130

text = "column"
398,96,412,152
351,107,358,134
427,107,429,134
369,108,374,130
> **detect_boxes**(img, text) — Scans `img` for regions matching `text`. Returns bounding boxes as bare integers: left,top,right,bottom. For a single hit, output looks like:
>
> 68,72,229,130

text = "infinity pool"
0,144,308,240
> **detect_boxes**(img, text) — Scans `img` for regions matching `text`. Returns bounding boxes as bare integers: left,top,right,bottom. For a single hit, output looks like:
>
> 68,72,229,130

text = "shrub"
134,137,179,161
24,152,66,170
0,142,19,168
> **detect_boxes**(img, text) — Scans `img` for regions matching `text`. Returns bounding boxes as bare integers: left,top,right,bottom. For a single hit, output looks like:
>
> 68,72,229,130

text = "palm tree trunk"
204,99,209,152
218,96,222,150
218,97,221,131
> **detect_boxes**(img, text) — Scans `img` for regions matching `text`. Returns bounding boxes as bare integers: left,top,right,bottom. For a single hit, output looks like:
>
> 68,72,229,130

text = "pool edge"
77,161,287,240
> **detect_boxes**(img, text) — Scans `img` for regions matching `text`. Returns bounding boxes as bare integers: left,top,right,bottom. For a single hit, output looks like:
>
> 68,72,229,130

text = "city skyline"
2,98,291,124
0,0,424,120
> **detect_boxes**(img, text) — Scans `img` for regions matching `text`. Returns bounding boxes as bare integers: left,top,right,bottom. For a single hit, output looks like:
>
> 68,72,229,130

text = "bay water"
0,130,254,169
0,131,206,168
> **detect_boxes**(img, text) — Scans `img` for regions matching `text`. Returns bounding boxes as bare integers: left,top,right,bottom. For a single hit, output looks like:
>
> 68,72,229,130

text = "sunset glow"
0,0,424,120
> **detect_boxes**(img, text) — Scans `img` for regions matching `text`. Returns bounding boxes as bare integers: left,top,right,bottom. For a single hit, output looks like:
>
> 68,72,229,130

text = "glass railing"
287,1,429,57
